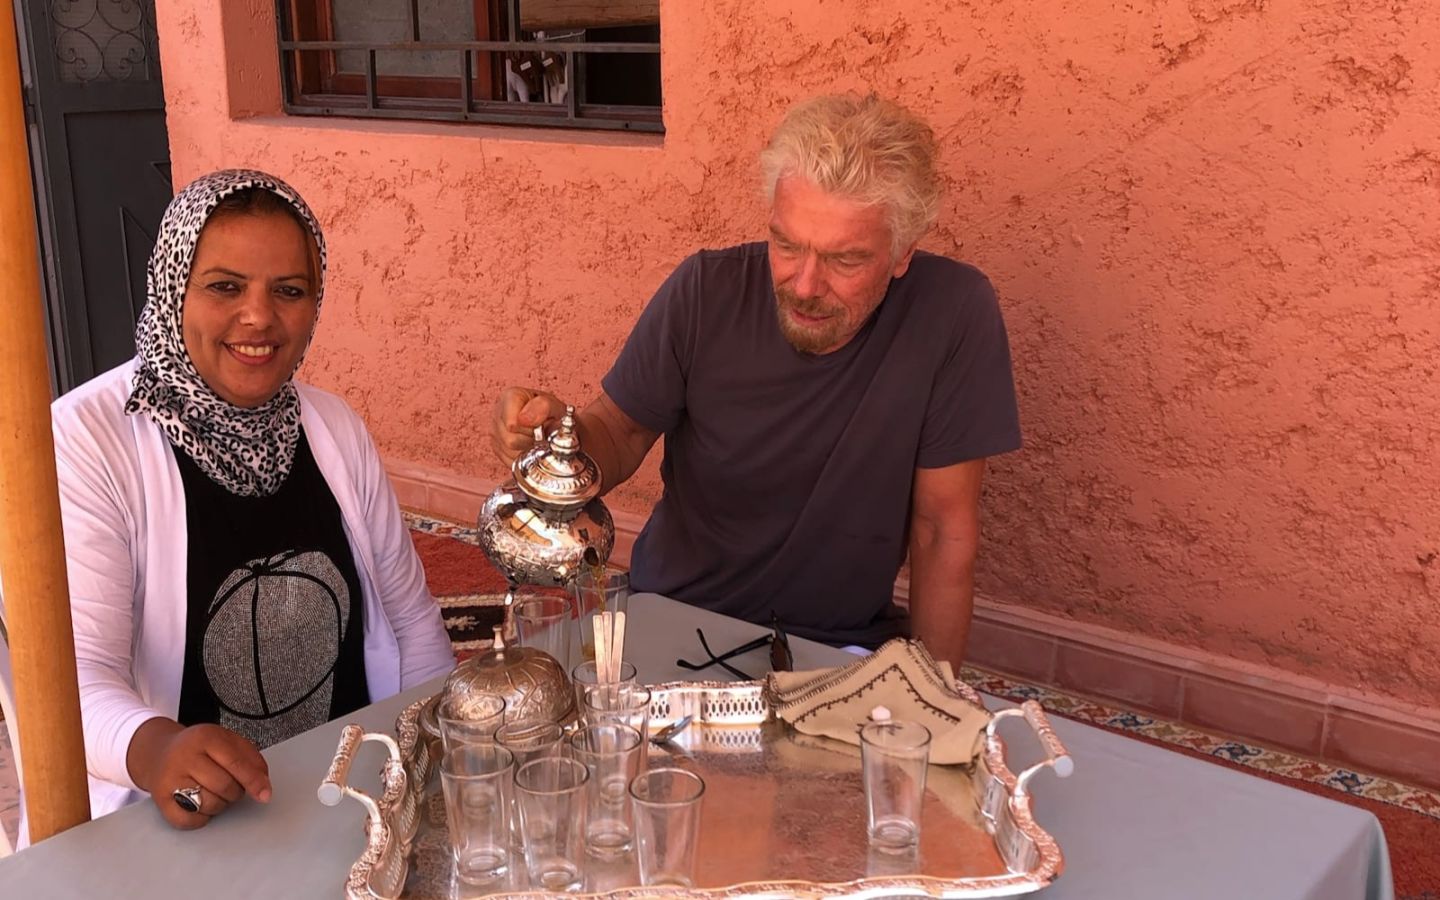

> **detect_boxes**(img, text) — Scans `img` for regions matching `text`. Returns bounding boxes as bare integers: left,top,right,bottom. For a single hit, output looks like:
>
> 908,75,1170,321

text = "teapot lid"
512,405,602,509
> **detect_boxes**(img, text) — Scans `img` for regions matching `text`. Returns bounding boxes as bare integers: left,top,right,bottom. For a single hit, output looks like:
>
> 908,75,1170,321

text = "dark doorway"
13,0,173,395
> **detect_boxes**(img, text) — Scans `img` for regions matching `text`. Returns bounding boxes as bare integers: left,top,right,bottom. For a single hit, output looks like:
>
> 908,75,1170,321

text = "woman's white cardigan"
20,360,455,822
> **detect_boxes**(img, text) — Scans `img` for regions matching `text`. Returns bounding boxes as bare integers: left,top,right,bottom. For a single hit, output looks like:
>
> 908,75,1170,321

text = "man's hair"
759,94,941,255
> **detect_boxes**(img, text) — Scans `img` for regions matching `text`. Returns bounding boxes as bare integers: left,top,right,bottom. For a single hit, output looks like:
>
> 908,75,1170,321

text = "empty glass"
494,719,566,769
513,756,590,893
581,684,653,766
514,592,574,670
569,723,644,858
436,693,507,754
439,743,515,887
859,718,932,851
866,842,921,878
495,720,566,848
571,659,638,710
629,767,706,888
573,569,630,663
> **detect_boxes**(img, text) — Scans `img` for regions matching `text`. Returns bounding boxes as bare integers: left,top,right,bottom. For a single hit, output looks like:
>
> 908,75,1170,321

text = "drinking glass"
581,684,652,766
436,693,507,754
495,720,565,847
859,719,932,851
439,743,515,887
513,756,590,893
629,767,706,888
514,592,574,671
573,569,630,663
495,719,566,769
569,723,644,858
571,660,638,710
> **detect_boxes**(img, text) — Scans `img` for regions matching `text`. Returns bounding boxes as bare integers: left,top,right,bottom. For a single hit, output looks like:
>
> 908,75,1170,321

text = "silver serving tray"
319,682,1072,898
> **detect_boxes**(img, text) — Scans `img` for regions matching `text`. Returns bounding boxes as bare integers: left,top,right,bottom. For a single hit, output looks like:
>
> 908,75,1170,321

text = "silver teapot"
478,405,615,605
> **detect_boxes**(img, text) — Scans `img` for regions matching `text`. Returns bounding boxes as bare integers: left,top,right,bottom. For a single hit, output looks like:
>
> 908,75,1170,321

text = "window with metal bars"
276,1,662,132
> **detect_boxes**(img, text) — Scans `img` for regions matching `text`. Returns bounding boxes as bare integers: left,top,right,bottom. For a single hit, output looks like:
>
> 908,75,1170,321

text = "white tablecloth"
0,593,1393,899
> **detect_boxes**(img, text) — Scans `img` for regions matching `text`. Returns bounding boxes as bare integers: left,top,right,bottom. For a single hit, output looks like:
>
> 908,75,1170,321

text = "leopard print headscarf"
125,169,328,497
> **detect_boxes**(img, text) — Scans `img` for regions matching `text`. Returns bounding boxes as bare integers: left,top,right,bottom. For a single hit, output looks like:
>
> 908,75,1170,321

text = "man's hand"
491,386,567,465
128,718,272,830
490,388,660,497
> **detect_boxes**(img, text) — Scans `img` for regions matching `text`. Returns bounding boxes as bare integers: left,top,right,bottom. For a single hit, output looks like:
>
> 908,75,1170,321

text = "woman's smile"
225,342,280,364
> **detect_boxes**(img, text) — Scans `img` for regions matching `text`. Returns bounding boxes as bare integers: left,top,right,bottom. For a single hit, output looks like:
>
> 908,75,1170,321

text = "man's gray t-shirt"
602,242,1020,647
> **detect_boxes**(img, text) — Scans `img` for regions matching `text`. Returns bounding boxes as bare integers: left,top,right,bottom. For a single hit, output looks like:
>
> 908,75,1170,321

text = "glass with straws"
572,659,638,710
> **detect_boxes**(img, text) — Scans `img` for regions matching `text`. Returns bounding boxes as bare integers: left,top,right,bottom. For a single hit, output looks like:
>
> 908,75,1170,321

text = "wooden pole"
0,9,92,839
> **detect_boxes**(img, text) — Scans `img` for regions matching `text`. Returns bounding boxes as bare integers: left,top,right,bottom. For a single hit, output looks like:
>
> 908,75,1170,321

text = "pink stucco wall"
157,0,1440,710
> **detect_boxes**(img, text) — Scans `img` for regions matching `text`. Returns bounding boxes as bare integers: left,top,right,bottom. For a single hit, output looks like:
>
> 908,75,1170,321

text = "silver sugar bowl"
478,405,615,604
420,626,577,755
443,626,577,725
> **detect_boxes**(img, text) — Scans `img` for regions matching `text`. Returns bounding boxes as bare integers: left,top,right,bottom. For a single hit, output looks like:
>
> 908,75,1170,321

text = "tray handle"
317,724,405,809
989,700,1074,797
318,724,363,807
318,725,413,900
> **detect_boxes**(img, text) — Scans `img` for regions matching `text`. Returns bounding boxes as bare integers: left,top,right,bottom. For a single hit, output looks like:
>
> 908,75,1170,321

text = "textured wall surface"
156,0,1440,710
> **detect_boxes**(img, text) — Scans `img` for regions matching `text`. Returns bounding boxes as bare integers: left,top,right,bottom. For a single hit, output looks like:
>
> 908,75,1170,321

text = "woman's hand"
491,387,566,465
127,718,272,829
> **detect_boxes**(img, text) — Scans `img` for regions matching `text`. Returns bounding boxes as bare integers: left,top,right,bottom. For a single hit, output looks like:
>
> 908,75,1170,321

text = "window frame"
276,0,664,132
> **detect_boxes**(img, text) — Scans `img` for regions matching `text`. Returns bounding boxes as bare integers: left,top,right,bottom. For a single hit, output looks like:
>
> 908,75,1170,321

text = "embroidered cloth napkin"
765,638,991,765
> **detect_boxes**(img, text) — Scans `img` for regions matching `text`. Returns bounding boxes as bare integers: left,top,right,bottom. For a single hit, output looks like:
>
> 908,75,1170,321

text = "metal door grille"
51,0,161,83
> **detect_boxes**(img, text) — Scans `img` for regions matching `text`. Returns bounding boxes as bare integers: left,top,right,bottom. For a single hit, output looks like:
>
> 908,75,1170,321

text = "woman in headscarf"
39,169,455,833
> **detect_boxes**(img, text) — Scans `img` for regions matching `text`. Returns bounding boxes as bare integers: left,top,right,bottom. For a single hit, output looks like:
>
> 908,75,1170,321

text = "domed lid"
442,626,577,726
512,405,602,510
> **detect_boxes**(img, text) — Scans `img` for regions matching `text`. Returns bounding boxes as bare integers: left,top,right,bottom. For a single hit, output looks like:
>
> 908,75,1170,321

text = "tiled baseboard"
388,458,1440,792
959,602,1440,791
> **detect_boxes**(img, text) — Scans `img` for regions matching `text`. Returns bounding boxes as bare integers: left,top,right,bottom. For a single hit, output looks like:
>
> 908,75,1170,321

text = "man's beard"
774,286,848,355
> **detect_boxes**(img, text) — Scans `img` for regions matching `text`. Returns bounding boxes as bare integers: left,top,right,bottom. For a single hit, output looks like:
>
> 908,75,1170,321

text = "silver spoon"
650,715,694,745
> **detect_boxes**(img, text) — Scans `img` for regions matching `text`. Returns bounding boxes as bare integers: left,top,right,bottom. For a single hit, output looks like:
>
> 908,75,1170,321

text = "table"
0,594,1394,899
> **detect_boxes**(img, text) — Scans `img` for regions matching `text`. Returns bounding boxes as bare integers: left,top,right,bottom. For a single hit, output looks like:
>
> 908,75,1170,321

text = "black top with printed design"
174,428,369,749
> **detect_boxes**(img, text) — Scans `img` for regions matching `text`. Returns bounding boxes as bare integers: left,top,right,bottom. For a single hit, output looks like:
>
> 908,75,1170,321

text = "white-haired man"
490,94,1020,668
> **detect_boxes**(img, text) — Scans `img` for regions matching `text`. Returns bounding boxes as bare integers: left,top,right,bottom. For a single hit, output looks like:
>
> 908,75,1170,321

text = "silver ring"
172,785,203,814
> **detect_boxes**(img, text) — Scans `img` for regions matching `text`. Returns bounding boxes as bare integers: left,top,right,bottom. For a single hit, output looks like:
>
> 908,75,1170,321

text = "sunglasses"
677,614,793,681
